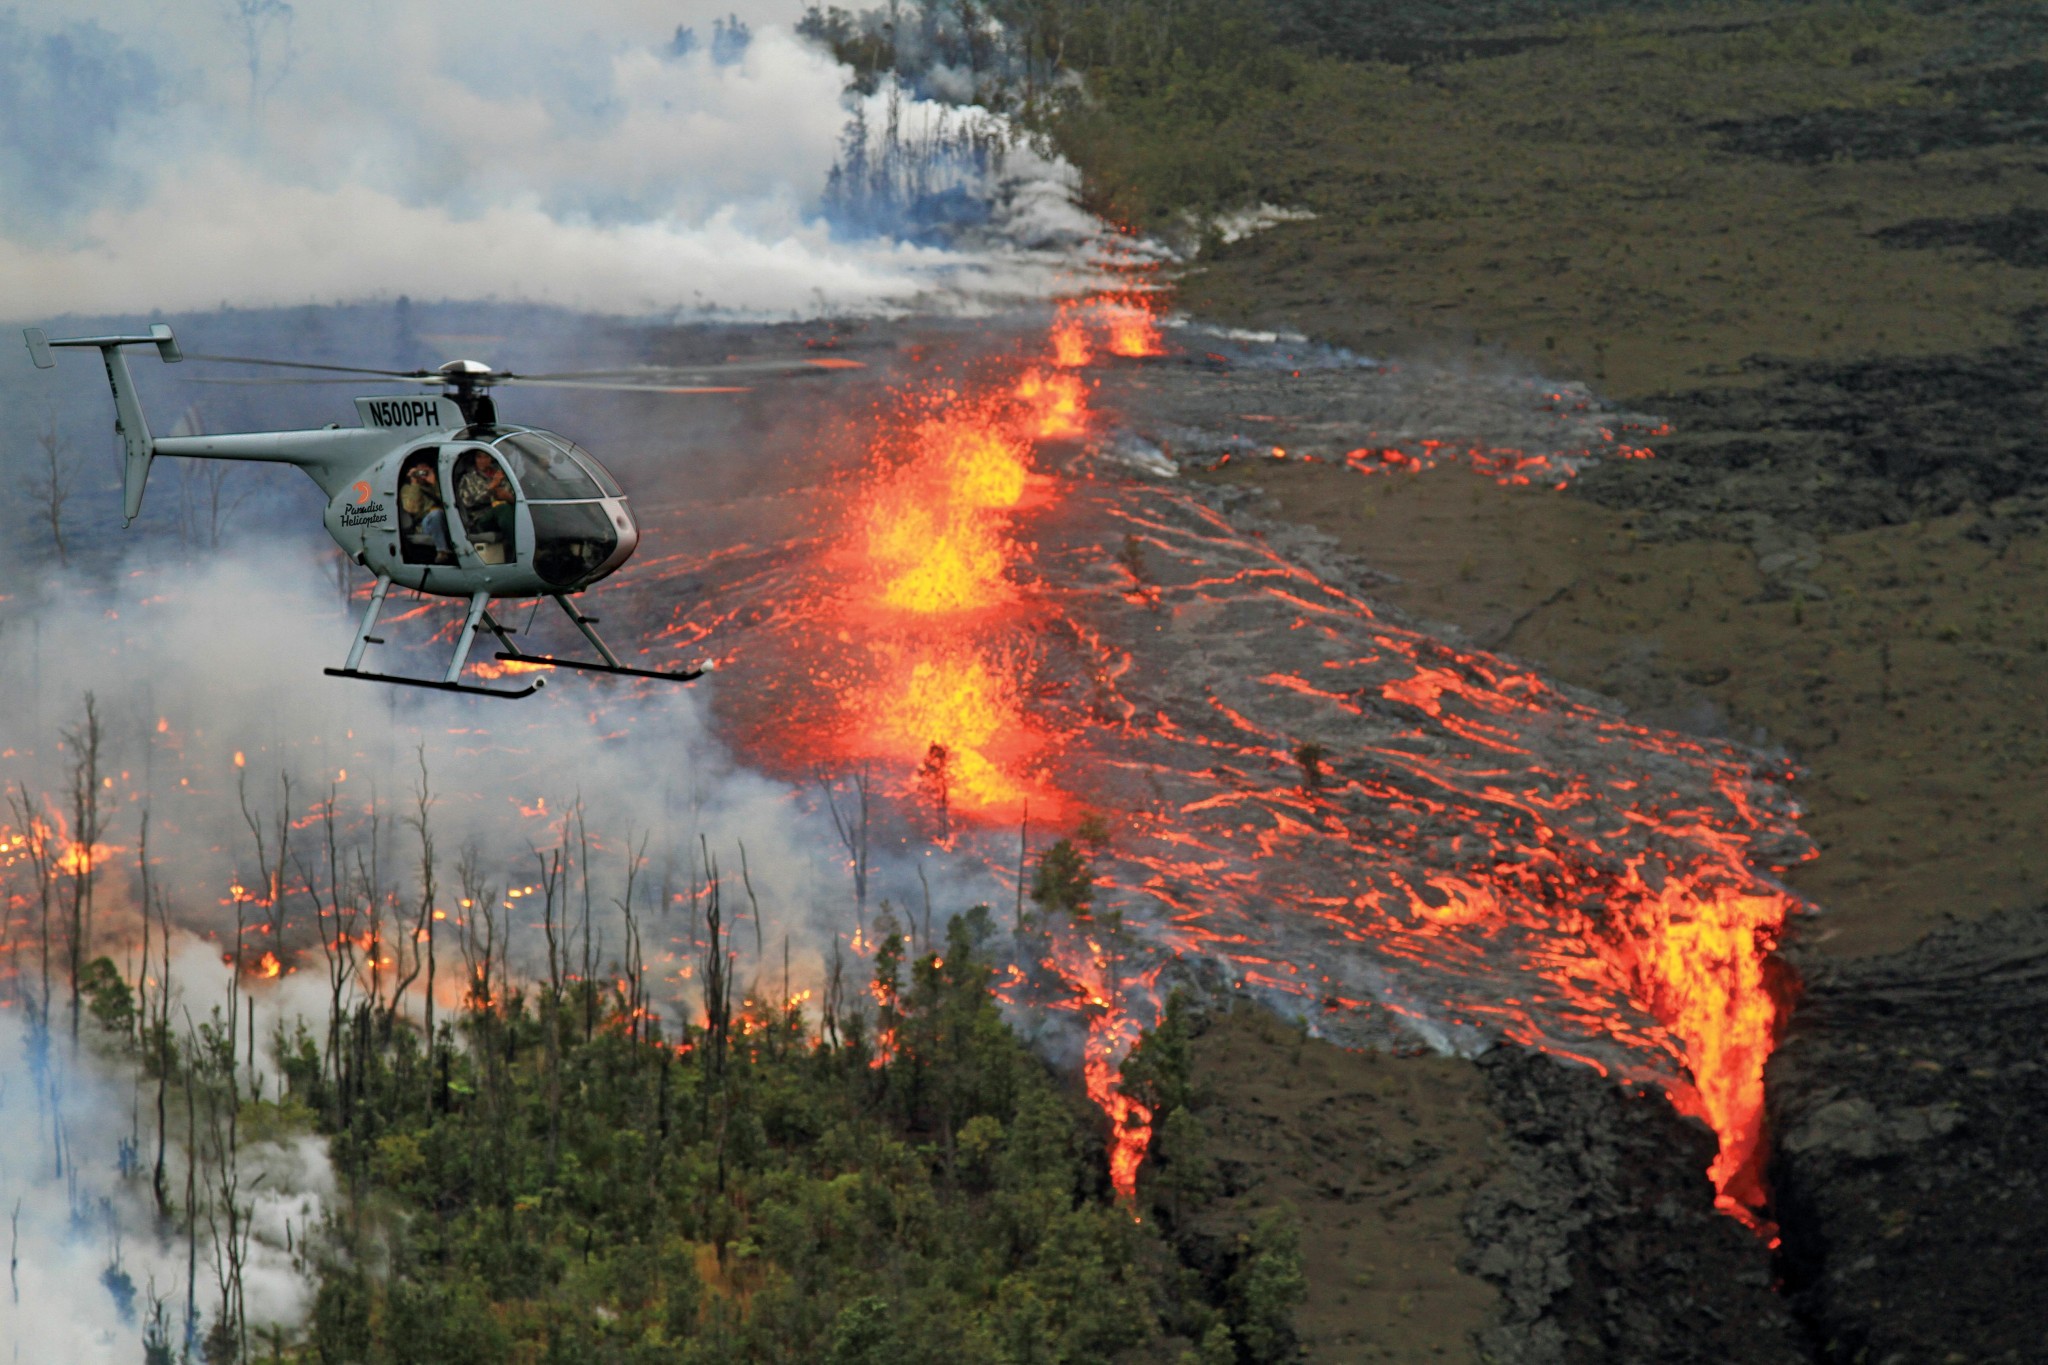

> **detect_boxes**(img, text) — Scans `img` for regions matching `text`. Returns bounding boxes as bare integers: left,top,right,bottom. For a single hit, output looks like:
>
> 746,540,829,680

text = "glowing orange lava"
1015,368,1090,441
1050,308,1093,368
868,650,1032,812
687,281,1796,1230
1100,299,1165,359
815,299,1136,824
1596,874,1793,1221
1088,1043,1153,1204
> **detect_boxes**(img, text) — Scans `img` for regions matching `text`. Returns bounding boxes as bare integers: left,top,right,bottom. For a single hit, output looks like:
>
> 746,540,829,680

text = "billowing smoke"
0,0,1098,321
0,939,333,1363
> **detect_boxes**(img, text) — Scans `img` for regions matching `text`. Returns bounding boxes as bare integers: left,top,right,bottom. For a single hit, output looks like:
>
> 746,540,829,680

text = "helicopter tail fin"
26,324,182,526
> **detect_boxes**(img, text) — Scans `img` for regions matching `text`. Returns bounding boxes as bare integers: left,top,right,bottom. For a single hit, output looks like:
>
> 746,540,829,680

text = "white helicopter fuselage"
162,395,641,600
29,324,698,696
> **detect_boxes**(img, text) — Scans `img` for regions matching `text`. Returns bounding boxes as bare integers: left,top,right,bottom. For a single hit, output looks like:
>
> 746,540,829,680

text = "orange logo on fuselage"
352,481,372,505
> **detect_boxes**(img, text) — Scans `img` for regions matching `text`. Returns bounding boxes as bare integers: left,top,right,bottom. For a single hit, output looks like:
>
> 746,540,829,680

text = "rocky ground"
1151,1001,1814,1363
1770,904,2048,1362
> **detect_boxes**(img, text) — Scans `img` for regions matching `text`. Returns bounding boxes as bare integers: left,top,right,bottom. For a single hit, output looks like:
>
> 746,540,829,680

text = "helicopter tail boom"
25,324,182,526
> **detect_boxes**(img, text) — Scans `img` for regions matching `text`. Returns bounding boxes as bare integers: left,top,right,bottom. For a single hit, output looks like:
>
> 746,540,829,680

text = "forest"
10,697,1299,1363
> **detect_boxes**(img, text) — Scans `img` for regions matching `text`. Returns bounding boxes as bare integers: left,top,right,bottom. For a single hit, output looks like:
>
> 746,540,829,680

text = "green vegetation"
248,903,1294,1363
35,749,1300,1362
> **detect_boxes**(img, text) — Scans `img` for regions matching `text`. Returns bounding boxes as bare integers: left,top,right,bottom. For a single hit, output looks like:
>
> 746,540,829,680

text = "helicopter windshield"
494,429,625,498
494,432,604,499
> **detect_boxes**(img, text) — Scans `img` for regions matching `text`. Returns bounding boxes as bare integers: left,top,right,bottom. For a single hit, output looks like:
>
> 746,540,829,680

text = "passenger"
399,461,453,560
395,462,452,556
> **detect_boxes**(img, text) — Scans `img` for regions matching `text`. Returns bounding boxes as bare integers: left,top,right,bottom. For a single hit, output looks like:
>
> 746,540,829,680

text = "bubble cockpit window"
494,432,603,500
554,433,625,497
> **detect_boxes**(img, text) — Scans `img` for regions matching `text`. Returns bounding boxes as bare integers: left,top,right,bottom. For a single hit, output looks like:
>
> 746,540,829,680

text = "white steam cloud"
2,0,1097,320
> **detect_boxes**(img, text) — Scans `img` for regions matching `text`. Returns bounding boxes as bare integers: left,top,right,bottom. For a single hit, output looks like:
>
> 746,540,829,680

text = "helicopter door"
397,447,454,565
448,447,519,566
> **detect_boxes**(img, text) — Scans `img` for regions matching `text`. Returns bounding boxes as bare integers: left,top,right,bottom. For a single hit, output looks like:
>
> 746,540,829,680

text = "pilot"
457,455,516,543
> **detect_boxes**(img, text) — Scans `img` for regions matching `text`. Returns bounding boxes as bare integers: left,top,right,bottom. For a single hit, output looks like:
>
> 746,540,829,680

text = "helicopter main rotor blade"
186,375,440,386
184,352,429,379
511,357,865,381
500,378,751,395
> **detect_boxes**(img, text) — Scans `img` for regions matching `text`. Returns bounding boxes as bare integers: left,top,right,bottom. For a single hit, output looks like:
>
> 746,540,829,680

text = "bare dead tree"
191,897,254,1363
534,839,566,1177
179,460,246,552
616,832,649,1044
232,0,297,110
699,837,732,1193
535,843,564,998
820,765,872,929
295,788,360,1099
8,783,57,1028
237,768,294,963
736,840,765,977
455,847,500,1016
33,408,75,567
353,792,389,1016
183,1051,198,1342
150,886,174,1220
397,750,439,1047
823,934,845,1049
915,860,934,958
574,802,597,1041
132,811,152,1162
63,693,106,1045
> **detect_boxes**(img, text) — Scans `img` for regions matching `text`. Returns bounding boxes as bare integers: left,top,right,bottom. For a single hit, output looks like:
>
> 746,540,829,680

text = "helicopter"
23,323,862,698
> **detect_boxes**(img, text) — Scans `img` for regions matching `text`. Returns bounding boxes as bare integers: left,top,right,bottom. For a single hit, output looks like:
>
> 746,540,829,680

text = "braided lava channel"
629,298,1812,1227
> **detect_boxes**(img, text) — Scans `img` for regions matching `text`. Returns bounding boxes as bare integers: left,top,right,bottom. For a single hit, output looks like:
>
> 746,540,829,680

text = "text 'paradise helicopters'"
25,324,863,698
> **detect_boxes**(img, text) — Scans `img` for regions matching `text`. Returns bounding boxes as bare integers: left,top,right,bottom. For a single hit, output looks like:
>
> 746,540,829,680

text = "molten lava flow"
800,307,1122,826
1014,487,1809,1228
1047,293,1167,366
658,282,1799,1228
1088,1032,1153,1204
869,651,1032,813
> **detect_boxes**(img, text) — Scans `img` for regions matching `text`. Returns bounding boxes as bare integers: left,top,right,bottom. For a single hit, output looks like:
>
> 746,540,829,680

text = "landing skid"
323,667,543,699
482,594,703,685
491,650,702,682
329,580,688,697
332,577,546,699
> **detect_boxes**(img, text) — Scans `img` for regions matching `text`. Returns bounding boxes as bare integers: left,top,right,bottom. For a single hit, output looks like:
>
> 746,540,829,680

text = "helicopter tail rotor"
25,324,182,525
